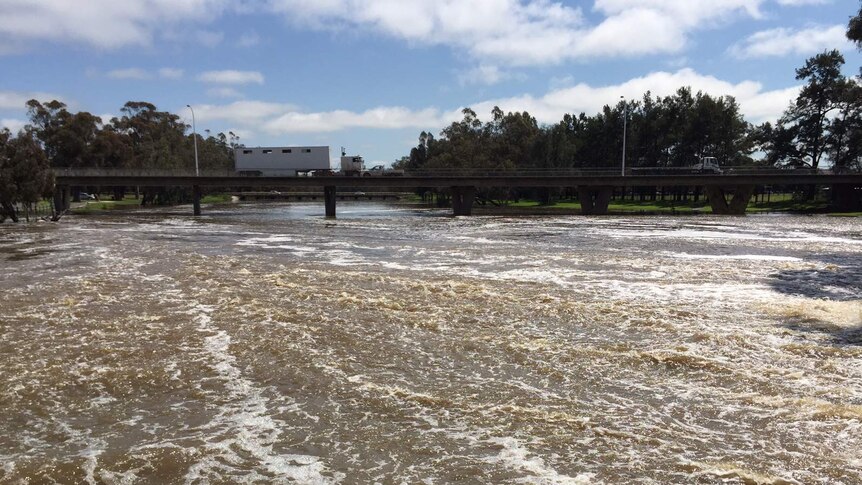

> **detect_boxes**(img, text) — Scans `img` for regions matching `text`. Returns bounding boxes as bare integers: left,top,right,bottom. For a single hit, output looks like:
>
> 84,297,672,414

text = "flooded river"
1,202,861,484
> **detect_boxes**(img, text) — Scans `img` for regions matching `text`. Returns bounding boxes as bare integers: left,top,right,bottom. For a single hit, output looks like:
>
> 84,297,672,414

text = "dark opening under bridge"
54,169,862,217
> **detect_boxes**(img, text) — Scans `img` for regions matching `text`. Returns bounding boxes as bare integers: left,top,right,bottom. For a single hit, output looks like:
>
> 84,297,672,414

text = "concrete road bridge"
53,168,862,217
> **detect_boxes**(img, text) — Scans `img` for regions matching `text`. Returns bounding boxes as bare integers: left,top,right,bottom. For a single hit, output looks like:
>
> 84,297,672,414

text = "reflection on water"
1,202,861,484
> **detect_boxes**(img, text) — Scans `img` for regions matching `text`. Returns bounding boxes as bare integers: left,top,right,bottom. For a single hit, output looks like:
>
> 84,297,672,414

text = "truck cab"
340,155,365,176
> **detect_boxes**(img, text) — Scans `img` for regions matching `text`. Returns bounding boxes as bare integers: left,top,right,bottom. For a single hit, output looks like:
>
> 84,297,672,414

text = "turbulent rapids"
1,202,861,484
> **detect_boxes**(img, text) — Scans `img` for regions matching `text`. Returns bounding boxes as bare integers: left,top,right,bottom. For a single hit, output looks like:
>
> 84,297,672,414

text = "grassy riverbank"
466,193,845,215
71,193,233,214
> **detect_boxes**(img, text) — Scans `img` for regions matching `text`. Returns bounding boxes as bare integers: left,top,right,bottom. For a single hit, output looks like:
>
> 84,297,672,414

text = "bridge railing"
52,166,858,178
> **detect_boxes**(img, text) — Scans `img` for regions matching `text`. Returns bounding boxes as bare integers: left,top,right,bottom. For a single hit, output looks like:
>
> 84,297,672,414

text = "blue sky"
1,0,860,166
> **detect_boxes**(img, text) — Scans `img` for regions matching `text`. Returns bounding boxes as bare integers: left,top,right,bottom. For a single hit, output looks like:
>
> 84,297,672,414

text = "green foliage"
22,99,238,172
765,50,862,171
404,88,753,174
849,2,862,48
0,128,53,221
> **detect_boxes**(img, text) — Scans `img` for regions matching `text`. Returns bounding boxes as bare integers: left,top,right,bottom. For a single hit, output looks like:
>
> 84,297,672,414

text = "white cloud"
190,100,298,126
1,118,27,133
264,107,445,133
0,0,229,50
191,68,800,140
97,113,116,125
458,65,515,86
194,29,224,47
103,67,186,80
107,67,151,80
0,90,65,109
0,0,803,65
268,0,770,65
206,87,244,98
237,31,260,47
467,68,798,125
775,0,828,5
198,70,265,85
159,67,184,79
729,25,851,58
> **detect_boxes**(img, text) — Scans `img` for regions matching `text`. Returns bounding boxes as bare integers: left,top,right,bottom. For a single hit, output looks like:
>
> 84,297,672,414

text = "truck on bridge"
234,146,330,176
234,146,402,177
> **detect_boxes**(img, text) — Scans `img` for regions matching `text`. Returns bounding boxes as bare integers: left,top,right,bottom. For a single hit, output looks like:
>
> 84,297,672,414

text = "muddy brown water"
1,202,861,484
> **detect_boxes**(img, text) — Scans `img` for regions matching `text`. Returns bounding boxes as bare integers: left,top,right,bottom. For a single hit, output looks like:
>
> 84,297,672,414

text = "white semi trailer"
235,146,330,176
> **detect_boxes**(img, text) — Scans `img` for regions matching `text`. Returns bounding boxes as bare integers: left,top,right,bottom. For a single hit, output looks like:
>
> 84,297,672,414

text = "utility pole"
621,96,627,177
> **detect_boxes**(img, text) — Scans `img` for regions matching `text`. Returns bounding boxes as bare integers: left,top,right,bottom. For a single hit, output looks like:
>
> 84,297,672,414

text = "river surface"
1,202,861,484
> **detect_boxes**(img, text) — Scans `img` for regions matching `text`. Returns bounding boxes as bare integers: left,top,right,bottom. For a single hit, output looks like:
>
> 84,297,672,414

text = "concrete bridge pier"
577,186,612,215
451,186,476,216
705,185,754,215
53,185,70,214
831,184,862,212
193,185,202,216
324,185,337,218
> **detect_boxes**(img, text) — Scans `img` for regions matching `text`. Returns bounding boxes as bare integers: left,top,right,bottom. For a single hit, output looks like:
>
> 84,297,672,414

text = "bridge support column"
705,185,754,215
193,185,202,216
831,184,862,212
324,185,337,218
53,185,70,214
451,186,475,216
577,186,612,215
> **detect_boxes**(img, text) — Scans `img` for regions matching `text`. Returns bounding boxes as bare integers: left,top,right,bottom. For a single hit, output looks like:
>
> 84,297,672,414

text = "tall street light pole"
620,96,627,177
186,104,199,176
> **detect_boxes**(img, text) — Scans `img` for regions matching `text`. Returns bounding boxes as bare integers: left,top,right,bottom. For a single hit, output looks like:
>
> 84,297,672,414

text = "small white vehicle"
690,157,723,174
363,165,405,177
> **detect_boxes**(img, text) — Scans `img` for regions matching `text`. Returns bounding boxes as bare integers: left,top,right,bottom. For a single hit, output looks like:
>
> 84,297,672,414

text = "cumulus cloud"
107,67,151,80
0,90,65,109
158,67,185,79
263,107,445,133
237,31,260,47
775,0,828,5
729,25,851,58
0,0,822,65
190,100,298,126
198,70,265,85
467,68,799,124
458,65,519,86
1,118,27,133
192,68,799,140
206,87,244,98
0,0,229,50
268,0,772,65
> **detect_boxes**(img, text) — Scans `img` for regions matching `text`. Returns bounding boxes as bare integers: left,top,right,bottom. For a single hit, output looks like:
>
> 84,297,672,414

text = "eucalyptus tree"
778,50,852,170
0,128,53,222
848,2,861,47
25,100,100,168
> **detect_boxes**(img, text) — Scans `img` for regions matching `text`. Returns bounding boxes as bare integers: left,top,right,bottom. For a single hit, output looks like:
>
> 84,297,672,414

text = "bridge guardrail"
53,166,859,178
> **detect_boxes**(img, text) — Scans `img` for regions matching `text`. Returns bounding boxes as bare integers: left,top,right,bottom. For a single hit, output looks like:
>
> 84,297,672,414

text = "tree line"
1,101,240,221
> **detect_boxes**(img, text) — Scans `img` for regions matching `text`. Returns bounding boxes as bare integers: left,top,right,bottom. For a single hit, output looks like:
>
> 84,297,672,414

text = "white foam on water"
187,304,336,484
596,227,862,245
236,235,298,246
485,436,596,484
665,252,803,262
51,417,106,485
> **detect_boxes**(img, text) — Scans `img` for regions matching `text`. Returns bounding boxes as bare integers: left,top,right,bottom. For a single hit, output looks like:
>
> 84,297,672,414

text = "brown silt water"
1,202,861,484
